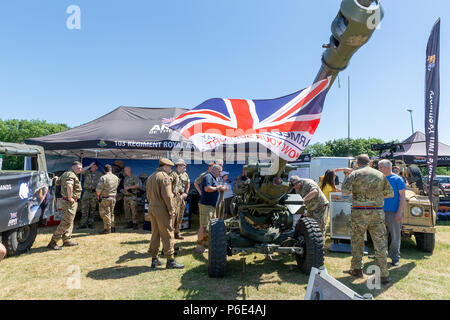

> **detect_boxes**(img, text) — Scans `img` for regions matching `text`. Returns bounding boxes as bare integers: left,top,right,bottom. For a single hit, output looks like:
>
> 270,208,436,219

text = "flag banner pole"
425,18,440,215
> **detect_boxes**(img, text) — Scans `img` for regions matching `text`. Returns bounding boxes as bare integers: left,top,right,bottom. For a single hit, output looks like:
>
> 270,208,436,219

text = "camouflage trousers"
99,198,116,230
306,204,329,237
350,209,389,278
216,191,225,220
148,206,174,259
172,195,186,234
52,200,78,243
124,196,138,223
80,191,97,225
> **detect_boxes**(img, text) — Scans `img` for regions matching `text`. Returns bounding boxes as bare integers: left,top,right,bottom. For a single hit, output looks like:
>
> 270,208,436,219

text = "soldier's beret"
113,160,125,168
159,158,174,166
175,158,186,166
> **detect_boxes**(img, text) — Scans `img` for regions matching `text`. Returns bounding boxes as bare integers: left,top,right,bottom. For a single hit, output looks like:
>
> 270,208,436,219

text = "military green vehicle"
371,143,437,253
207,0,384,277
0,142,55,256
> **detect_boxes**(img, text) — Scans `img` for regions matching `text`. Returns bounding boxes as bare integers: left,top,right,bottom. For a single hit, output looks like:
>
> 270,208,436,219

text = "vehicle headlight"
410,206,423,217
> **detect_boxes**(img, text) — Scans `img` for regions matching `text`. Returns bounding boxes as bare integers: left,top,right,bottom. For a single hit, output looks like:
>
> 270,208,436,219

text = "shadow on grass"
86,265,157,280
178,255,309,300
325,235,433,261
335,261,416,298
116,250,150,264
121,239,150,245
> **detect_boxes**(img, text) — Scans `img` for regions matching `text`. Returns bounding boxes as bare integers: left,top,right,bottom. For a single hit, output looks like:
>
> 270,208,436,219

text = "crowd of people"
1,152,441,284
41,156,236,269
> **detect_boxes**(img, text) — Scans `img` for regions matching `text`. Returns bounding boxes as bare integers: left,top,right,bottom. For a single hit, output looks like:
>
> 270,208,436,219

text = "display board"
329,192,366,241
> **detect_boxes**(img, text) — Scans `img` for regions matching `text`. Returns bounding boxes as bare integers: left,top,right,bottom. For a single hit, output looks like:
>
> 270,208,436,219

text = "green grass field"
1,217,449,300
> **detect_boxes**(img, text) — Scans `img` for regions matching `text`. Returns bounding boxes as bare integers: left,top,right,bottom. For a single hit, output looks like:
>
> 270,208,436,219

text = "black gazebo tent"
25,106,191,159
381,131,450,166
25,106,273,164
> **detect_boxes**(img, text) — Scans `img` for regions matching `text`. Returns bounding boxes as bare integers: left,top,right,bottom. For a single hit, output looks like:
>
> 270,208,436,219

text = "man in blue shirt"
378,160,406,266
196,164,226,253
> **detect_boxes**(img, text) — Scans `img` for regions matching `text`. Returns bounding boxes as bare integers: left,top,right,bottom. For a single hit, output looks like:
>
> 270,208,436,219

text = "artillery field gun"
207,0,384,277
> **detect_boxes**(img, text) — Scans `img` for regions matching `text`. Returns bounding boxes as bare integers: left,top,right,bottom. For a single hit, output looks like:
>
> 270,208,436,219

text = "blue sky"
0,0,449,145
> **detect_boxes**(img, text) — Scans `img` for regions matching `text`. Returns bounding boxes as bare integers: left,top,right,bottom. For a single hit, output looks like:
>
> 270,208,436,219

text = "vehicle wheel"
2,223,38,256
294,217,324,274
208,218,227,278
415,232,435,253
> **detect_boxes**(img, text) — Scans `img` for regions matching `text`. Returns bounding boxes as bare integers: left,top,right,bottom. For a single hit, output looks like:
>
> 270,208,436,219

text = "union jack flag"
169,77,330,161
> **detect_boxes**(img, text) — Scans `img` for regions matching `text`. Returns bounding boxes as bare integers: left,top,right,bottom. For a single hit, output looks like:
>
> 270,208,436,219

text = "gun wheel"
294,217,324,274
208,218,227,277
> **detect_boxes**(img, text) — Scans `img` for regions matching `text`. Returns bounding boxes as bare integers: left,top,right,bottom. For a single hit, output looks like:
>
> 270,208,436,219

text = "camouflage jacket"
146,168,174,212
59,170,82,199
296,178,329,211
341,165,393,207
195,170,209,186
83,170,102,192
169,170,190,195
123,174,139,198
96,172,120,198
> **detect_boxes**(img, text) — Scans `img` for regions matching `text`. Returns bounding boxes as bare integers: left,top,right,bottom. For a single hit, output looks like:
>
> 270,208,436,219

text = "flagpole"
348,75,351,156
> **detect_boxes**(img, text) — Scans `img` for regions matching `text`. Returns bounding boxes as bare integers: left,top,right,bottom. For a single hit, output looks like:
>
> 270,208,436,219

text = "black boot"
174,232,184,240
166,259,184,269
124,221,133,229
381,277,392,285
133,223,138,230
88,222,94,229
77,224,87,230
151,258,164,268
111,227,116,233
47,240,62,250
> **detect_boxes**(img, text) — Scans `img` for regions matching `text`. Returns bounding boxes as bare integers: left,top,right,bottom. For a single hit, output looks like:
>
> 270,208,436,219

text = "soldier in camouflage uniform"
146,158,184,269
290,176,329,237
78,161,102,229
96,164,120,234
341,154,394,284
47,161,83,250
123,166,140,230
112,160,125,215
169,159,190,240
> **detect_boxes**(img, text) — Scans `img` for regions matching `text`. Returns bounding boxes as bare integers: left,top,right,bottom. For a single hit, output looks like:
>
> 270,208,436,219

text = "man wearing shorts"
196,165,226,253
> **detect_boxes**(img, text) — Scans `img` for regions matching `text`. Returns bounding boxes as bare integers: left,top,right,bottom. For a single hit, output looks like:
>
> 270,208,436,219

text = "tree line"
304,137,449,175
0,119,448,175
0,119,69,170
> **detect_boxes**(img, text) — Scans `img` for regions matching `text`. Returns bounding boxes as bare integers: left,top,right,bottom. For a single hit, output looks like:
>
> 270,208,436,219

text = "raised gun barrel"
314,0,384,86
275,0,384,173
